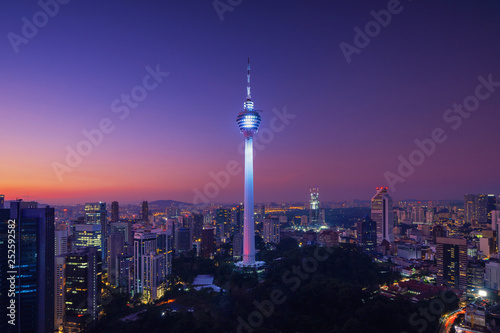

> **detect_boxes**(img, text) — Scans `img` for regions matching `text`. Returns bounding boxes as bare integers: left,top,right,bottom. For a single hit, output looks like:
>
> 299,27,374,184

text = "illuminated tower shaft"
243,136,255,264
236,59,261,266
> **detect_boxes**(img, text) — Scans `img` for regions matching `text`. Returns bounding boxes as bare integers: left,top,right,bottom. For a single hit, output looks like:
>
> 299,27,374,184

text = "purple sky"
1,0,500,205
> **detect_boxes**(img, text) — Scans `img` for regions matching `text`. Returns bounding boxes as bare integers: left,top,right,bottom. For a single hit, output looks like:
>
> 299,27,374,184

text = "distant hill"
149,200,194,209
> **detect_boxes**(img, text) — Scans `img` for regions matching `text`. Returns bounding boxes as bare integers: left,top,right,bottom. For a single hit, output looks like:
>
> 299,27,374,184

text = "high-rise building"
488,195,497,224
0,194,4,208
0,200,55,333
233,233,243,260
216,208,230,239
201,228,215,258
464,194,477,224
133,231,168,302
55,229,69,256
54,254,66,331
485,260,500,291
192,213,204,242
309,186,320,225
73,223,102,254
436,237,467,291
142,252,168,301
235,58,262,267
263,217,280,244
111,201,119,222
371,187,394,245
231,205,244,236
134,231,157,295
85,202,107,261
467,261,485,294
491,210,500,252
142,201,149,223
64,246,101,331
108,231,125,286
356,215,376,253
110,221,133,245
175,227,192,254
477,194,488,225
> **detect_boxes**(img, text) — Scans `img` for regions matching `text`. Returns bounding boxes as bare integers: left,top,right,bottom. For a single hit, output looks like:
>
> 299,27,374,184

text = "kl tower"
236,59,263,268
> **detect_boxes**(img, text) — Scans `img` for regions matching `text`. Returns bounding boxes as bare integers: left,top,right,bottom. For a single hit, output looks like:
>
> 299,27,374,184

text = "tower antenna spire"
246,57,251,101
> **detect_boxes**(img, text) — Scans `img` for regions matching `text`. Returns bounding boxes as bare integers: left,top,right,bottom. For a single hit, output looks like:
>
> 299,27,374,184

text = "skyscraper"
263,217,280,244
488,195,497,224
54,254,66,331
236,59,262,267
191,213,204,242
0,194,4,208
85,202,107,261
64,246,100,331
477,194,488,225
108,231,125,286
201,228,215,258
464,194,477,224
111,201,119,222
55,229,69,256
371,187,394,245
142,201,149,223
215,208,230,239
175,227,192,254
134,231,157,296
133,231,167,302
309,186,320,226
357,215,376,253
436,237,467,291
0,200,55,333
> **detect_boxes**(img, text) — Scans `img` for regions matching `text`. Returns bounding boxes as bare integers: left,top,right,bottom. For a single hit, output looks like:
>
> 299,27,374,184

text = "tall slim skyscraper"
0,194,4,208
371,187,394,245
309,186,320,225
477,194,488,225
236,59,262,267
142,201,149,223
111,201,119,222
464,194,476,223
0,200,55,333
488,195,497,224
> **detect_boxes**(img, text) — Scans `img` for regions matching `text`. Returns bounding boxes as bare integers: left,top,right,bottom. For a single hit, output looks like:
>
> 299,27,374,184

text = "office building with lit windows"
436,237,467,291
63,246,100,332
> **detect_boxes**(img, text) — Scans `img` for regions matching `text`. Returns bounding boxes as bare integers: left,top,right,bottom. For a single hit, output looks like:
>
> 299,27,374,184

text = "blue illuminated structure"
236,59,263,268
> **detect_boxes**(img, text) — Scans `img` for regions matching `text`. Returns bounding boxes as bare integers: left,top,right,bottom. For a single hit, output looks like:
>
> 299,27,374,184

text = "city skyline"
2,1,500,204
